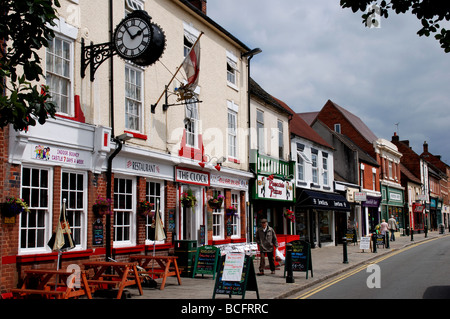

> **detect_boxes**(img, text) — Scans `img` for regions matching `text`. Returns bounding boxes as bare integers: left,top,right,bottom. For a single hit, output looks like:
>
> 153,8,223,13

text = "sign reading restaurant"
175,167,210,186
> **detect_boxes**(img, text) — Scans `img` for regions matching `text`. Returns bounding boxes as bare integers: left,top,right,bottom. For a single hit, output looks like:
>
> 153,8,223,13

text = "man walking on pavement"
255,219,278,275
388,215,397,241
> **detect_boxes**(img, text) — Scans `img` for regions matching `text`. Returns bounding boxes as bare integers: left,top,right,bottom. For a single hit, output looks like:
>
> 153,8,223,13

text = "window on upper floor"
125,65,143,132
256,109,265,154
278,120,284,159
388,161,393,179
46,36,73,116
323,152,329,186
228,107,238,159
226,51,238,88
185,98,199,148
183,23,199,58
312,151,318,184
334,123,341,133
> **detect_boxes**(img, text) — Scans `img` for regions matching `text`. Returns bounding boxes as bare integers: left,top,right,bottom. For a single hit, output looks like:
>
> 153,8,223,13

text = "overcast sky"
207,0,450,165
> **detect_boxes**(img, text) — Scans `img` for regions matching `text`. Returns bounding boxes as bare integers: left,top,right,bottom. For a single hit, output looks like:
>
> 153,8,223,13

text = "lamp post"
242,48,261,243
105,133,133,262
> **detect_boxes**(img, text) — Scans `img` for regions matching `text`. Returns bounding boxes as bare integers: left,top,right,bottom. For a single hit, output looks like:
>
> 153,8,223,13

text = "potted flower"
284,209,295,222
180,189,197,208
139,200,154,217
226,205,239,218
2,196,30,223
208,194,224,209
93,196,111,216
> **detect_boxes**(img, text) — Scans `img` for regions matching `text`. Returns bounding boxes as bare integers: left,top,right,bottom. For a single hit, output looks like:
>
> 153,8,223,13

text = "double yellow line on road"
294,237,440,299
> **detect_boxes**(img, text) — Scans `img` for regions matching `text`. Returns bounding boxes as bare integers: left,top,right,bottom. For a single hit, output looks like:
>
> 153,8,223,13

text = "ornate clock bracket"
81,38,118,82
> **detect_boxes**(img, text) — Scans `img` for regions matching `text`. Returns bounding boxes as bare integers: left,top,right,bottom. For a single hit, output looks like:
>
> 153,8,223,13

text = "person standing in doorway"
255,219,278,275
388,215,397,241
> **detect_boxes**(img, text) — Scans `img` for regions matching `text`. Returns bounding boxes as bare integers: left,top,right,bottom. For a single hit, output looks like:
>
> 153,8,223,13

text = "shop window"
20,167,51,252
61,171,86,248
114,178,134,244
145,181,164,242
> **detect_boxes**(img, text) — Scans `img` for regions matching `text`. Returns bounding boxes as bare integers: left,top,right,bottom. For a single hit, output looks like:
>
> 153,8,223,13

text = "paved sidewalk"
100,231,450,300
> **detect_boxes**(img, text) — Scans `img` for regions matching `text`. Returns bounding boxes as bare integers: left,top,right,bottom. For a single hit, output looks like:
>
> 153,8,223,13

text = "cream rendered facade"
5,0,255,279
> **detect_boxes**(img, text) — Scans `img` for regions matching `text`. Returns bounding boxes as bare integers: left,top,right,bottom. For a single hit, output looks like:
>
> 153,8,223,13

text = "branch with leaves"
340,0,450,52
0,0,61,131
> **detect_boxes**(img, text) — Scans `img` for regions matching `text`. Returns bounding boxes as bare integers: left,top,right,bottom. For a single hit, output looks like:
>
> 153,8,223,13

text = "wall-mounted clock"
113,10,165,66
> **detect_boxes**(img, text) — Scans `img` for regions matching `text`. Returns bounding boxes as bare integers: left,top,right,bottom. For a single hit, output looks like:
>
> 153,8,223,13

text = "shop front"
381,185,405,229
249,152,296,242
360,195,381,235
295,189,350,248
411,202,425,233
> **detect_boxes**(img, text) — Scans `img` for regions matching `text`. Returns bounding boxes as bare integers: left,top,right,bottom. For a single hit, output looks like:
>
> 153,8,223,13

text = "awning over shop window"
296,189,350,211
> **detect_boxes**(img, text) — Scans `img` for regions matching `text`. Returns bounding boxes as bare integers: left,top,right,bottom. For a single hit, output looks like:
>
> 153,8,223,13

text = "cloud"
208,0,450,164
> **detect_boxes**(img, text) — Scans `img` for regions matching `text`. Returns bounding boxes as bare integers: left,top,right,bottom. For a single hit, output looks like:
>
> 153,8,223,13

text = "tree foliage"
0,0,61,131
340,0,450,53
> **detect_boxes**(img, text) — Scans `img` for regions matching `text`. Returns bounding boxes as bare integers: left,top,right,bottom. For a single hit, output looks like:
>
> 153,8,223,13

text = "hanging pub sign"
254,175,294,202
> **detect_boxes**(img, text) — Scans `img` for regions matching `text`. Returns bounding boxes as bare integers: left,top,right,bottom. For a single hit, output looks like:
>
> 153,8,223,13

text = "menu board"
213,254,259,299
360,236,371,251
285,240,313,279
193,245,219,279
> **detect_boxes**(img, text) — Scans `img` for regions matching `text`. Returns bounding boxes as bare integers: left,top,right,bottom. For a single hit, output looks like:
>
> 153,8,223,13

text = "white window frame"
19,166,53,254
125,64,143,132
61,169,87,250
278,120,284,159
46,18,77,117
230,191,241,239
227,101,238,159
145,179,165,244
185,99,199,148
256,109,265,154
322,155,329,186
226,51,239,89
113,176,136,247
312,153,318,184
212,189,224,240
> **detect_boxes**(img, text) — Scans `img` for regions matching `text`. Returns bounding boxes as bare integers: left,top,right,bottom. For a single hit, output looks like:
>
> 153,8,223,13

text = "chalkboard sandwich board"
192,245,219,279
212,253,259,299
284,240,313,279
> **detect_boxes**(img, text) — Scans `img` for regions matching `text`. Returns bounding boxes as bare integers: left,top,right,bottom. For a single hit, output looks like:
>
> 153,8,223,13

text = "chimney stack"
423,141,429,153
392,132,399,143
188,0,207,14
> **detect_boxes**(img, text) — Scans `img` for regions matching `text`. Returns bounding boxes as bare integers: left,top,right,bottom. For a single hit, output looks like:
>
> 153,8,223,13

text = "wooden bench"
11,288,67,299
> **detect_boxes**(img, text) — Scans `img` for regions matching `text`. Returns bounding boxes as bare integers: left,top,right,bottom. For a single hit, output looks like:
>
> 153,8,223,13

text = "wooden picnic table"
83,261,143,299
10,268,92,299
129,255,182,290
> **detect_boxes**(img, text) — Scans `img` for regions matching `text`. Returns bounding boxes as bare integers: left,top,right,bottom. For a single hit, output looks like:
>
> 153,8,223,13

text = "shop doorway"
181,186,202,241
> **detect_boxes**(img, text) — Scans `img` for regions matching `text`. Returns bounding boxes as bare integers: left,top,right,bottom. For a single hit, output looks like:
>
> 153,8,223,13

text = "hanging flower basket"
181,189,197,208
93,197,112,217
1,196,30,224
284,209,295,222
208,194,224,210
139,200,155,217
2,196,30,217
226,206,239,218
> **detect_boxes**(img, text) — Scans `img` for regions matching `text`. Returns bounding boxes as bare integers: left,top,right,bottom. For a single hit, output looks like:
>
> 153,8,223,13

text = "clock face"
114,17,151,59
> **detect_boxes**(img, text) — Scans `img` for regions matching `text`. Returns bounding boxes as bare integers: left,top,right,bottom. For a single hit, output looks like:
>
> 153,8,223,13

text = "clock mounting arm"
81,38,117,82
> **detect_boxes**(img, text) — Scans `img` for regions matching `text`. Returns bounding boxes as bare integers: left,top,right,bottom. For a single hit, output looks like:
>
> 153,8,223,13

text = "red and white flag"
182,36,201,90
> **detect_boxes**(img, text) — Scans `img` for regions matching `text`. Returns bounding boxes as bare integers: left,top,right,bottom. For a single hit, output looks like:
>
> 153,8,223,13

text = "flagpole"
151,32,204,112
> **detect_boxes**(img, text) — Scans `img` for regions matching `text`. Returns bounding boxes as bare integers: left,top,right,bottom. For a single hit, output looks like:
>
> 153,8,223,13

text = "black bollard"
285,243,294,283
372,233,377,253
342,237,348,264
385,232,390,249
424,224,428,238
